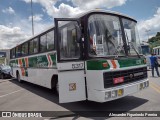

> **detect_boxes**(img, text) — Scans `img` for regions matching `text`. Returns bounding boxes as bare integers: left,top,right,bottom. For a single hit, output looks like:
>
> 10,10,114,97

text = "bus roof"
11,9,136,49
153,46,160,49
73,9,136,21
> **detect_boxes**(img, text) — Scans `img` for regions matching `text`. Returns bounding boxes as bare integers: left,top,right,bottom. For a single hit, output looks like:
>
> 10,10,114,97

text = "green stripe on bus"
87,60,110,70
10,53,57,68
87,58,146,70
118,58,145,68
50,54,56,66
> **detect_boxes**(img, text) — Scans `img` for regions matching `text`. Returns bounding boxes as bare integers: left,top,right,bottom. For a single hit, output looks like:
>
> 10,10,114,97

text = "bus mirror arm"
76,25,82,43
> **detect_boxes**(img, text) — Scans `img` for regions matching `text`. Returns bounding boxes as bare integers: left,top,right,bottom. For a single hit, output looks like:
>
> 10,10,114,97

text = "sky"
0,0,160,49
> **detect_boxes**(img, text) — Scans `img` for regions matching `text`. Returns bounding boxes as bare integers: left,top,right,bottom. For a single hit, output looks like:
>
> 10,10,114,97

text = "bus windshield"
88,14,141,57
122,18,141,56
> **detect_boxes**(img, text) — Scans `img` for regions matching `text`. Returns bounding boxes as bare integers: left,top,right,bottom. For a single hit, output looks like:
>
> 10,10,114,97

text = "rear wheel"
17,72,22,83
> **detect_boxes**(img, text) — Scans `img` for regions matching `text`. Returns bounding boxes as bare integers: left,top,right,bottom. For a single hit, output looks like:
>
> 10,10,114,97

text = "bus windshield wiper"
113,45,125,59
129,42,141,58
125,30,140,58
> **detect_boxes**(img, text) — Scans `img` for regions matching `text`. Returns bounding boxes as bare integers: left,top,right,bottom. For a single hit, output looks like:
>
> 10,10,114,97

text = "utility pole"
31,0,34,36
145,29,150,41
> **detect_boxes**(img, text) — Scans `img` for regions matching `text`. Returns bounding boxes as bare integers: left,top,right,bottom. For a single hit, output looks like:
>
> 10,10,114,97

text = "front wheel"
1,74,4,79
56,81,59,95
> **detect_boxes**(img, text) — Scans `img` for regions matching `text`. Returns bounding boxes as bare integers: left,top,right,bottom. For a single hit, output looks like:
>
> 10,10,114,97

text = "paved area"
0,70,160,120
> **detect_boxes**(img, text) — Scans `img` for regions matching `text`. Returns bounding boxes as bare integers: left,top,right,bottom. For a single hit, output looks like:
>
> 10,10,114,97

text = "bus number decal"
72,63,84,69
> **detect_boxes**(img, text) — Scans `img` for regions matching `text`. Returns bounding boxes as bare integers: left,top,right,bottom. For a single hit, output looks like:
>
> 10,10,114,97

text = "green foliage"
148,32,160,48
156,32,160,37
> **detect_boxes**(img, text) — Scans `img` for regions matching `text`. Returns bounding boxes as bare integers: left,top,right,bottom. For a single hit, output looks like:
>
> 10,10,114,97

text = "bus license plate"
113,77,124,84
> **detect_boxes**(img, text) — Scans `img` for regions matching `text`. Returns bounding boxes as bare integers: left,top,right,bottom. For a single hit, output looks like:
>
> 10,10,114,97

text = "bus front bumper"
87,79,149,103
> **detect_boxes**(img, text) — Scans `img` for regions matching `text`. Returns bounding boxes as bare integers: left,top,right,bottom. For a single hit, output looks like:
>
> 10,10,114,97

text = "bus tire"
1,74,4,79
51,75,59,95
56,80,59,95
16,71,22,83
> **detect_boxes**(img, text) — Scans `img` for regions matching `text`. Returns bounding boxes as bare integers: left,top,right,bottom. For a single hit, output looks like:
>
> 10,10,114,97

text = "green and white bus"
153,46,160,64
10,9,149,103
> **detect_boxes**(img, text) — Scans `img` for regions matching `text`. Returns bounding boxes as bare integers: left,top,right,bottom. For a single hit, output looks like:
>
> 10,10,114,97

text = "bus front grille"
103,67,148,88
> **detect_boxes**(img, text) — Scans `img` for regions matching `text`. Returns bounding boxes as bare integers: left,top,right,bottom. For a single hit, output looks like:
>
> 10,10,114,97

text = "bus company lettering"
37,56,48,67
37,62,48,67
72,63,84,69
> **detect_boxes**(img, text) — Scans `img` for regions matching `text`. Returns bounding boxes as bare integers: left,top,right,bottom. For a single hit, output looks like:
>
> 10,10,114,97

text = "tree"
148,32,160,48
156,32,160,37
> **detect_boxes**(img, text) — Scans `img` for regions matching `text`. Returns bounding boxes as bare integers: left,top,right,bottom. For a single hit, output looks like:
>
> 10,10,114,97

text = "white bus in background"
153,46,160,64
141,44,151,68
141,44,150,55
10,9,149,103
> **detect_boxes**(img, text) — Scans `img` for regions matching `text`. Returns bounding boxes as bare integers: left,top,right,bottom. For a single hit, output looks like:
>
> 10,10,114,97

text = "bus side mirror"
76,25,82,43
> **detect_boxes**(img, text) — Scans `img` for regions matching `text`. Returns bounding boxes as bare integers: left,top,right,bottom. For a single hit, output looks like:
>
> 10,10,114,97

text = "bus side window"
29,38,39,54
154,49,156,55
156,49,158,55
33,38,39,53
40,30,54,52
22,42,28,56
47,30,54,50
11,48,15,58
40,34,47,52
16,45,22,57
29,40,34,54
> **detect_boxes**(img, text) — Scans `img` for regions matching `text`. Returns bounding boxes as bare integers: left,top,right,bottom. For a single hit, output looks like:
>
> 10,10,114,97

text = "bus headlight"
105,91,111,99
145,81,149,87
111,90,117,98
139,83,143,90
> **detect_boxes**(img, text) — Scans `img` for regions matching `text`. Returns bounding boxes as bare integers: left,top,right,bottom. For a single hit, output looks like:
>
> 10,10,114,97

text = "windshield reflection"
88,14,125,57
122,18,141,55
88,14,141,57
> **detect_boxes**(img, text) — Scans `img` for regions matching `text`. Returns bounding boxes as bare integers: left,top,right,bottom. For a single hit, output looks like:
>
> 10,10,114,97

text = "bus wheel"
51,75,59,94
56,81,59,94
1,74,4,79
16,72,22,83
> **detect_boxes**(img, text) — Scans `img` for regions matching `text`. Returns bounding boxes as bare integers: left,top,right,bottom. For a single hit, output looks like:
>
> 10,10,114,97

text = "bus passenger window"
22,43,28,56
47,30,54,50
16,46,22,57
29,38,38,54
11,48,15,58
40,34,47,52
29,40,34,54
33,38,39,53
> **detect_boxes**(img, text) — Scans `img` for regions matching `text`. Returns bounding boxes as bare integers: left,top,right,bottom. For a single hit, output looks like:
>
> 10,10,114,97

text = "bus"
10,9,149,103
153,46,160,64
141,44,151,67
0,51,7,65
141,44,150,55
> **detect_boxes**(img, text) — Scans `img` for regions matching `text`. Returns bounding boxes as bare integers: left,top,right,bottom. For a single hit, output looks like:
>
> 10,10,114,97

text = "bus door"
55,18,86,103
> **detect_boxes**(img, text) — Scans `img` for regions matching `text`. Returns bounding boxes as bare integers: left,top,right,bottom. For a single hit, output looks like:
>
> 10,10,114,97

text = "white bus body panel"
87,79,148,102
27,68,58,88
57,62,86,103
12,68,58,89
